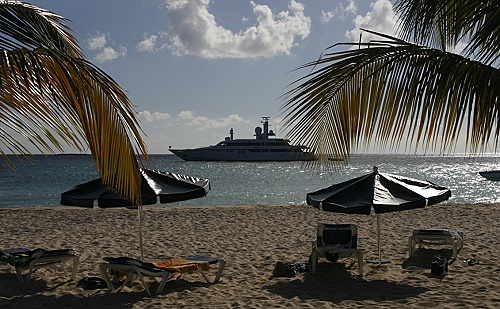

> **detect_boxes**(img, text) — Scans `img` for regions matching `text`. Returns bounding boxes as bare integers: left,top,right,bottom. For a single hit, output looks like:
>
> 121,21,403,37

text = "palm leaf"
0,1,81,55
282,32,500,164
395,0,500,65
0,1,148,205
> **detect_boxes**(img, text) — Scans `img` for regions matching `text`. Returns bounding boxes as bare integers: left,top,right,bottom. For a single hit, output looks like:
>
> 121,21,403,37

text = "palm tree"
281,0,499,165
0,1,148,205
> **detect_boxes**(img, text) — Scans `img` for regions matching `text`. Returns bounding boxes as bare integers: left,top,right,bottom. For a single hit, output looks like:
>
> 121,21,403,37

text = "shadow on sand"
402,248,457,269
264,262,429,303
0,273,211,308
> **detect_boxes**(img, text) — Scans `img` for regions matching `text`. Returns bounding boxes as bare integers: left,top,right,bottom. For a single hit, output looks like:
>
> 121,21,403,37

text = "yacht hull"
169,149,316,161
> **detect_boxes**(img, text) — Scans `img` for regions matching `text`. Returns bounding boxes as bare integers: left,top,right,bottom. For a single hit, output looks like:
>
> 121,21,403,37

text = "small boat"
479,170,500,181
169,117,316,162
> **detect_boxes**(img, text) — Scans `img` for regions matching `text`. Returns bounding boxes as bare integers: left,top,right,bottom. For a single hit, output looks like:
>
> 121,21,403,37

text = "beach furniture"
0,248,79,283
61,168,211,261
99,255,226,296
307,166,451,265
409,229,464,260
311,224,363,277
0,248,29,266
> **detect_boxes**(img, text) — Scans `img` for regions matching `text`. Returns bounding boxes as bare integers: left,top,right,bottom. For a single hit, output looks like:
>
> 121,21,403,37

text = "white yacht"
169,117,316,161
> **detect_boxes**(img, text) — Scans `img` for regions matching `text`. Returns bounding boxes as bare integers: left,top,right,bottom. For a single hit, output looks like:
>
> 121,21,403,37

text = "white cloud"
87,33,107,50
138,110,171,122
320,0,358,24
320,10,335,24
94,46,127,63
155,0,311,59
137,32,169,52
139,110,244,134
346,0,397,43
137,35,158,53
177,110,195,120
176,112,244,131
87,33,127,63
345,0,358,15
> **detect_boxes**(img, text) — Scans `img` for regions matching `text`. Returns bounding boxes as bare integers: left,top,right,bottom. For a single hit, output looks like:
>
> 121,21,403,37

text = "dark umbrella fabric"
307,168,451,214
60,169,210,208
306,166,451,263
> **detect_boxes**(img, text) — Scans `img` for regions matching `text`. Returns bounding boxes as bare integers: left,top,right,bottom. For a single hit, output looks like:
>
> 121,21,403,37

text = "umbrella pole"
138,206,144,261
377,214,381,265
367,213,390,265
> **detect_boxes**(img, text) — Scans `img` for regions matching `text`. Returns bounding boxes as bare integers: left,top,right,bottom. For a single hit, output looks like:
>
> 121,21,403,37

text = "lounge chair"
99,255,226,296
0,248,29,267
311,223,363,277
0,248,79,283
409,229,464,260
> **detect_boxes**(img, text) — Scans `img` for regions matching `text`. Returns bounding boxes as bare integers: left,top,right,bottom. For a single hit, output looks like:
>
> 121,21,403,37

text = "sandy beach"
0,203,499,308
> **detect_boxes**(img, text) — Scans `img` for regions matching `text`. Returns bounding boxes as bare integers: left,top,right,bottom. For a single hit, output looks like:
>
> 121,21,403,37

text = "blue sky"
27,0,399,154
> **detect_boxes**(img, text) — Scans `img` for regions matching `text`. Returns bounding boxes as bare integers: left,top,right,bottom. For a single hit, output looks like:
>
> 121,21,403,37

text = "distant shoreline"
2,201,499,210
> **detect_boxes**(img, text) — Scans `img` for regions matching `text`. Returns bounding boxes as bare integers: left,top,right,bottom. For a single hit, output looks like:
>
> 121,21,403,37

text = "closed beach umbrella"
61,168,210,259
307,166,451,264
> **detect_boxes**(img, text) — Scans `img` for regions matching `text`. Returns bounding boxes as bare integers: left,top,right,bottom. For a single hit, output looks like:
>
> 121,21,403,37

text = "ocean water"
1,153,500,209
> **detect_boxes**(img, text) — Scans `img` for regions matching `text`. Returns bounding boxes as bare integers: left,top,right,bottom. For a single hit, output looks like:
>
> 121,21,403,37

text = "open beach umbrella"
61,168,211,259
306,166,451,264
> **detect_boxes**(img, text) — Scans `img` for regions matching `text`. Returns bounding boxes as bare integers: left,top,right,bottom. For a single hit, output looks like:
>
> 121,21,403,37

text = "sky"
25,0,401,154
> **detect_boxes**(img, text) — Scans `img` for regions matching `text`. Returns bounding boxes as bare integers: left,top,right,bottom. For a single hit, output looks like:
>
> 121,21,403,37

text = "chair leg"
357,251,363,277
99,264,114,290
408,236,414,258
197,259,225,284
99,264,136,293
451,242,458,260
154,273,171,296
70,256,79,281
60,261,69,277
200,271,209,282
136,272,153,297
212,259,225,283
311,250,318,274
25,265,35,283
15,268,25,283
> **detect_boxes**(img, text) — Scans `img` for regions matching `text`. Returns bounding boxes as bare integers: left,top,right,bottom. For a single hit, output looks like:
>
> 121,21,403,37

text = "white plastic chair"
409,229,464,260
1,248,79,283
311,223,363,277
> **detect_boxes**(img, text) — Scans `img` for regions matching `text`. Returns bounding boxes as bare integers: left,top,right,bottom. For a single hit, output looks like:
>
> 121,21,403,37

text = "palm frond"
0,1,148,205
0,1,81,56
282,33,500,163
395,0,500,65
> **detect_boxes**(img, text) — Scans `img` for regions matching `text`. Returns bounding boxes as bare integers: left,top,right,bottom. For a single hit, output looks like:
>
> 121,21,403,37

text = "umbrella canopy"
307,167,451,214
60,168,210,259
307,166,451,263
61,169,210,207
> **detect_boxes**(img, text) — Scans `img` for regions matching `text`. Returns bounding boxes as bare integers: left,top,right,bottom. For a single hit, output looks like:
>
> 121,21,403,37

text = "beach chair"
0,248,79,283
409,229,464,260
311,223,363,277
0,248,29,267
99,255,226,296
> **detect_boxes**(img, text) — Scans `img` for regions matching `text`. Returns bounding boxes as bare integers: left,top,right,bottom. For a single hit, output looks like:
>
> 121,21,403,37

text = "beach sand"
0,203,499,308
